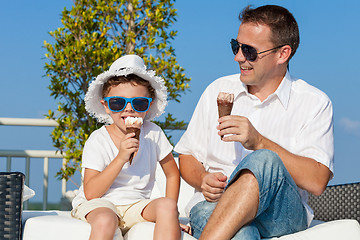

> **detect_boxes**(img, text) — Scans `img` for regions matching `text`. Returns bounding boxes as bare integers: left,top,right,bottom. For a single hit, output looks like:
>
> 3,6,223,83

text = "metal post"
61,158,66,198
43,157,49,210
25,157,30,186
24,157,31,210
6,156,11,172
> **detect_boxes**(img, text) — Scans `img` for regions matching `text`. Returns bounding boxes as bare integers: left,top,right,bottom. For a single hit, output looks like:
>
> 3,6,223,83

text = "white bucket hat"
84,55,168,124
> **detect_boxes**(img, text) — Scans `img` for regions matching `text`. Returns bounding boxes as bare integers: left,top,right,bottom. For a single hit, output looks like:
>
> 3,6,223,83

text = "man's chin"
240,75,253,85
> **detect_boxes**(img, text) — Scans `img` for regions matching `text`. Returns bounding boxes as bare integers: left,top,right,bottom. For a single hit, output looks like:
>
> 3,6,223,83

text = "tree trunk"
125,2,135,54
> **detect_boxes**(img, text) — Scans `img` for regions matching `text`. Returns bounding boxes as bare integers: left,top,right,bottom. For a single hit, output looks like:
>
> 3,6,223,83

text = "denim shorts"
189,149,308,239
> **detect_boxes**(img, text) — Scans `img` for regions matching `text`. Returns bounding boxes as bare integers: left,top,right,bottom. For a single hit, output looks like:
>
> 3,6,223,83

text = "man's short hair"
239,5,300,61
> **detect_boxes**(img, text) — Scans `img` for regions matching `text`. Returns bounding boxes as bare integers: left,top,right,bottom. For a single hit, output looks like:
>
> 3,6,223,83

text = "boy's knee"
156,197,178,215
90,210,118,230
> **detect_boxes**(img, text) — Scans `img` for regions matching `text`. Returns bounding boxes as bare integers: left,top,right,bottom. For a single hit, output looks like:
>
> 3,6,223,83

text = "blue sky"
1,0,359,203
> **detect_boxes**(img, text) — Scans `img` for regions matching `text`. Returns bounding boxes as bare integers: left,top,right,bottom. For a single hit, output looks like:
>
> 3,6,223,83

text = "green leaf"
44,0,190,181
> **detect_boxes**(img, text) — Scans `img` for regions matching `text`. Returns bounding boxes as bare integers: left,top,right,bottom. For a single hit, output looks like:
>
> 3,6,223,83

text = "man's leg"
189,201,217,239
197,149,308,239
190,200,261,240
198,169,259,240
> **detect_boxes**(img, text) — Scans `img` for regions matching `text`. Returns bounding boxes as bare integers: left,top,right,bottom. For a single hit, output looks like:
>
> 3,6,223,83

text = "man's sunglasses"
103,96,152,112
230,39,285,62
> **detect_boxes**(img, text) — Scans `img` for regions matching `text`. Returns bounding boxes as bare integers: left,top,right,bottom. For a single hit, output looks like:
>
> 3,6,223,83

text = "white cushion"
22,211,193,240
23,211,360,240
124,222,195,240
264,220,360,240
22,161,360,240
22,211,122,240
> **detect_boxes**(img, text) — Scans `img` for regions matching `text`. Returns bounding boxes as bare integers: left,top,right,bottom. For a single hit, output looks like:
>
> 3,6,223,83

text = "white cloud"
339,117,360,136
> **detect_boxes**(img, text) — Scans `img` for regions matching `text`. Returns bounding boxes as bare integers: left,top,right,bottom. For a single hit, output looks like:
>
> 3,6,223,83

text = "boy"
72,55,183,240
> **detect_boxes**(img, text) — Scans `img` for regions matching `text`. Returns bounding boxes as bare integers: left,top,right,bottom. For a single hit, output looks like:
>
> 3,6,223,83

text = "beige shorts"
71,198,152,234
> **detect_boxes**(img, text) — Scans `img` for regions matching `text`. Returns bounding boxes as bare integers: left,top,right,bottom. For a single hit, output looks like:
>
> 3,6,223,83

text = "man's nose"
234,48,246,63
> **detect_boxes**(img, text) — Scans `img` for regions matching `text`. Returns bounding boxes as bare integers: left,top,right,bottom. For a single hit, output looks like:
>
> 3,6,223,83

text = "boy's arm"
83,133,137,200
83,155,127,200
159,152,180,202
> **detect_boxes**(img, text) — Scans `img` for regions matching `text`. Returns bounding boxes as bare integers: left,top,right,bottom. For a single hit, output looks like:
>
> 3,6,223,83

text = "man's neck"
247,70,287,102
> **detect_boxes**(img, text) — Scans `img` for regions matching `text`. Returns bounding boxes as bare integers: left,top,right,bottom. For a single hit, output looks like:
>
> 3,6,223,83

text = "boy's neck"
105,124,126,149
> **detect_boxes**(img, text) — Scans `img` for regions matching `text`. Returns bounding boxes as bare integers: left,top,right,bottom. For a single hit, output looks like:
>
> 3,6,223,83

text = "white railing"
0,117,65,210
0,117,187,211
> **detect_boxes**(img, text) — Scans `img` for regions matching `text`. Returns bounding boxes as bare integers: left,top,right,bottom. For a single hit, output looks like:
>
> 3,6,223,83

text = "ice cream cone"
217,92,234,139
125,117,143,164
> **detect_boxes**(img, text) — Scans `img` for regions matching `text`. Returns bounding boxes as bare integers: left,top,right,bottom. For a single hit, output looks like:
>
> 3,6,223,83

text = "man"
174,5,334,240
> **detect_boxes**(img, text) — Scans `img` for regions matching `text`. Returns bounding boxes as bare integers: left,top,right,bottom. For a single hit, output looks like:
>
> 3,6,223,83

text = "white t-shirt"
72,121,173,208
174,71,334,225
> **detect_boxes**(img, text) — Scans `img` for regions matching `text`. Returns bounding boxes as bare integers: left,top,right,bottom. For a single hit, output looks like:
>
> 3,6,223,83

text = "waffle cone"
217,92,234,140
217,99,233,118
126,127,141,164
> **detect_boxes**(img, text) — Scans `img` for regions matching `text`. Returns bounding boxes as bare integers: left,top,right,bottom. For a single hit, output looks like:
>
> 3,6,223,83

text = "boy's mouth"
121,116,135,122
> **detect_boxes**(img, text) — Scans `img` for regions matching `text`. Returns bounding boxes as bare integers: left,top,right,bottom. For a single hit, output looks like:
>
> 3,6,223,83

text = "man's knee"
228,149,284,187
248,149,282,168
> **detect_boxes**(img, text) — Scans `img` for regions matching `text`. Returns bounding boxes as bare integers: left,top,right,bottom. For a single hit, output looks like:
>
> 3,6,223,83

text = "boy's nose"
124,102,134,111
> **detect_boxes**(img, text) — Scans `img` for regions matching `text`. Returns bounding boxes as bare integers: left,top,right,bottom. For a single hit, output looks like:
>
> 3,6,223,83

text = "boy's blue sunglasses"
103,96,152,112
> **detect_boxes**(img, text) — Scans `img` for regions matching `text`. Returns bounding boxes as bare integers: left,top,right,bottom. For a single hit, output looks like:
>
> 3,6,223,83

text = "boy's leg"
141,197,181,240
72,198,121,240
86,207,119,240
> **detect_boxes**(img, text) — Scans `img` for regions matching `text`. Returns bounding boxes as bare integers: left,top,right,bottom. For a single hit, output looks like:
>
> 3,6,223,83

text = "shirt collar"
273,71,292,110
234,78,248,98
236,71,293,109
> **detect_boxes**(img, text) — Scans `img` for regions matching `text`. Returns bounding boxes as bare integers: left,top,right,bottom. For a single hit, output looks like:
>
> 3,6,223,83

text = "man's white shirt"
174,71,334,225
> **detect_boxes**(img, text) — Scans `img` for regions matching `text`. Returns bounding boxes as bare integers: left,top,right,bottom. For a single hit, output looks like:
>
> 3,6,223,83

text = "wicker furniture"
308,182,360,223
0,172,24,240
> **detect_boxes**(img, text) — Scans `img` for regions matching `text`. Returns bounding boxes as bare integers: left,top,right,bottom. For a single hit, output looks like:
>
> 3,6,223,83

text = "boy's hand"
117,132,139,163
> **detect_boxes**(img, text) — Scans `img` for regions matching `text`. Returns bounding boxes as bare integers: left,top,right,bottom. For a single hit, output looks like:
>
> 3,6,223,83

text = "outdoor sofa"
1,165,360,239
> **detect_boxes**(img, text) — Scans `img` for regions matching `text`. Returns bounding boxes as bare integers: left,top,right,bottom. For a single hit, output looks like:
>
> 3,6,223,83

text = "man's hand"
201,172,227,202
217,115,263,150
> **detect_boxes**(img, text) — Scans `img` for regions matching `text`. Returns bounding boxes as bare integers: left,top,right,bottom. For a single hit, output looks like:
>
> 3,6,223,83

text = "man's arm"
256,136,331,196
179,154,227,202
218,115,331,196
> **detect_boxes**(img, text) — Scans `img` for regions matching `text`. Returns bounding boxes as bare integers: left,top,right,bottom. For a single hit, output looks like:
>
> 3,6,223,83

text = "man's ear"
277,45,292,65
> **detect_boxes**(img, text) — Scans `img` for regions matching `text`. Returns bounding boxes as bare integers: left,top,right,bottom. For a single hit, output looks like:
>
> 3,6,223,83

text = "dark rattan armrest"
0,172,25,240
308,182,360,223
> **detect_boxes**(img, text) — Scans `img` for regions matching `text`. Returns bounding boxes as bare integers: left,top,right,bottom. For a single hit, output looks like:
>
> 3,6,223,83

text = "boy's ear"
101,100,112,114
146,101,153,114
